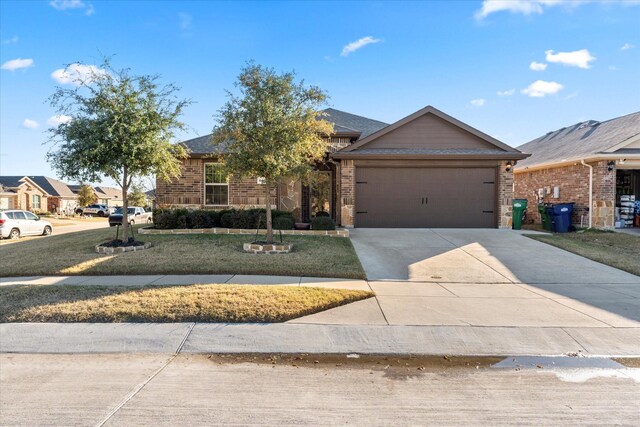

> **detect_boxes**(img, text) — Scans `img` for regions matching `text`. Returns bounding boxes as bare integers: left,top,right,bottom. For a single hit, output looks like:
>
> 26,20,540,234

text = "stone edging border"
243,242,293,254
139,227,349,237
95,242,153,254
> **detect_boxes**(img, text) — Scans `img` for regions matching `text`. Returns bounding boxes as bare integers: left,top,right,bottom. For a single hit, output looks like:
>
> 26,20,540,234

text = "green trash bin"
537,203,553,231
512,199,528,230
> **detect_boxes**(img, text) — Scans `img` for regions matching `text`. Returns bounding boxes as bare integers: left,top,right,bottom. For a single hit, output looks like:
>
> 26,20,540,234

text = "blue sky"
1,0,639,183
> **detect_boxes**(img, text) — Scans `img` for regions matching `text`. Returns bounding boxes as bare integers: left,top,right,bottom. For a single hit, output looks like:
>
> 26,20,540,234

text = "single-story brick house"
514,111,640,229
157,106,528,228
0,176,50,212
27,176,80,214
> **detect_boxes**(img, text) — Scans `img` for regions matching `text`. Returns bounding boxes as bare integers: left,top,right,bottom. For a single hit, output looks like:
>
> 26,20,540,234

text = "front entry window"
204,163,229,206
311,171,331,217
32,195,41,210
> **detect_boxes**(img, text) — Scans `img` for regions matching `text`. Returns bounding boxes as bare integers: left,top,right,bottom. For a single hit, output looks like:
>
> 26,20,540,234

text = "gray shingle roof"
180,134,224,155
26,176,76,198
179,108,389,155
322,108,388,139
0,176,26,189
516,111,640,169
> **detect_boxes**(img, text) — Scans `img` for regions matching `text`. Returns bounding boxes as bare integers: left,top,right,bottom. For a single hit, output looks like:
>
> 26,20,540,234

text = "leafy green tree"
213,63,333,243
77,183,97,207
128,184,148,207
47,60,190,242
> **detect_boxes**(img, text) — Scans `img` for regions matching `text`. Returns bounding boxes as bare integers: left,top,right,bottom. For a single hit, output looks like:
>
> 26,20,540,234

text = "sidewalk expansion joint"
94,354,177,427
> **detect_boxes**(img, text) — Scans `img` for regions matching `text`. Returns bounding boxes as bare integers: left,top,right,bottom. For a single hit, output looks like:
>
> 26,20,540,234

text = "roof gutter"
331,152,530,160
515,153,640,173
581,159,593,229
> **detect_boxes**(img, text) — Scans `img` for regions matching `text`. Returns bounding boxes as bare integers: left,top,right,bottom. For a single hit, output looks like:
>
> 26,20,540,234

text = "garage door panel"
355,167,497,228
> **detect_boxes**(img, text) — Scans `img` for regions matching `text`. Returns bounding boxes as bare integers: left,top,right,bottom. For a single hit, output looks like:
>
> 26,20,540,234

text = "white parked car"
0,210,53,239
81,204,114,217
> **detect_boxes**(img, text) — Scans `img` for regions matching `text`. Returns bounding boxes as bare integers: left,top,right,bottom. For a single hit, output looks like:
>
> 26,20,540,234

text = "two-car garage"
354,166,498,228
332,106,529,229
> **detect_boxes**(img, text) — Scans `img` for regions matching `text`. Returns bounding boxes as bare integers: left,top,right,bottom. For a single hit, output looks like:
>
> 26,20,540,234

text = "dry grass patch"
527,230,640,276
0,284,374,323
0,225,365,279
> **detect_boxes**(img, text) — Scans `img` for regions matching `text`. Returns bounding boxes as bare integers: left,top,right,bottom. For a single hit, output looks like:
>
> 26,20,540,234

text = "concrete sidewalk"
2,323,639,356
0,274,371,289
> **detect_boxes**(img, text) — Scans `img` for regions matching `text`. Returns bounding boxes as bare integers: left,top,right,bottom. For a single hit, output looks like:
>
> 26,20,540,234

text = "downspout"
581,160,593,229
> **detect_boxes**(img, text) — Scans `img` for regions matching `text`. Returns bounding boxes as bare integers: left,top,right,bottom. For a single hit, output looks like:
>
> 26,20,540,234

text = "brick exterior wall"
339,160,355,227
514,160,615,229
498,162,514,229
156,158,276,209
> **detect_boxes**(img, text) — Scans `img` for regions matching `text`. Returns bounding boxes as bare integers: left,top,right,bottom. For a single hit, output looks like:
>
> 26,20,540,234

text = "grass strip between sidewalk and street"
0,284,374,323
0,225,366,279
526,230,640,277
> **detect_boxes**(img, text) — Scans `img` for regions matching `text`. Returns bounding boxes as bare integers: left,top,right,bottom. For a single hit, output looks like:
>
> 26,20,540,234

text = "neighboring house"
95,186,123,207
0,176,50,212
156,106,527,228
514,111,640,229
25,176,79,214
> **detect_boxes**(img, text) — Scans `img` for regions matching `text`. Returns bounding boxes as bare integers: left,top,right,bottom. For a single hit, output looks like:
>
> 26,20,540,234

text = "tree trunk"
265,180,273,244
122,167,130,243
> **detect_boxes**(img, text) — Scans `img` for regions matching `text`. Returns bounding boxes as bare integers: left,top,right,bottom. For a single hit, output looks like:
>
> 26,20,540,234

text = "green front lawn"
0,226,366,279
0,284,373,323
527,230,640,276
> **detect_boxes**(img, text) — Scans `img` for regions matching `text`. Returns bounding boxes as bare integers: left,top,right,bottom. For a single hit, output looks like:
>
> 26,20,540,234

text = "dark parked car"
108,207,153,226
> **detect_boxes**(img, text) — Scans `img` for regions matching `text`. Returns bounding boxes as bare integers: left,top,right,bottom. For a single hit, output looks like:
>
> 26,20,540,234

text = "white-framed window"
204,163,229,206
32,194,41,210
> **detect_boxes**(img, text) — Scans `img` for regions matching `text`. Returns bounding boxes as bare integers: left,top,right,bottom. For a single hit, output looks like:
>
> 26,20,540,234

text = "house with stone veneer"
514,111,640,229
156,106,528,228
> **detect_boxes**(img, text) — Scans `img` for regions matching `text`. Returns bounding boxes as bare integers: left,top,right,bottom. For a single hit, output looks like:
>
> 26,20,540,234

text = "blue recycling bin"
550,203,574,233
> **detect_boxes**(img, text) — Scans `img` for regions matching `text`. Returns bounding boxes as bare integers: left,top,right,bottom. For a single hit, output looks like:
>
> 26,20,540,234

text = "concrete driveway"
350,228,640,284
292,228,640,328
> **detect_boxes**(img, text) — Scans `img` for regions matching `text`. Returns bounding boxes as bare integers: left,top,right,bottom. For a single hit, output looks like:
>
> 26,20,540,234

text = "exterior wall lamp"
505,161,514,172
607,161,615,172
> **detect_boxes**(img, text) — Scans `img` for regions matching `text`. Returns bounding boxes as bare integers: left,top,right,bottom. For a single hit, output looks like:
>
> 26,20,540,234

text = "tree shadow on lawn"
0,284,373,323
0,227,366,279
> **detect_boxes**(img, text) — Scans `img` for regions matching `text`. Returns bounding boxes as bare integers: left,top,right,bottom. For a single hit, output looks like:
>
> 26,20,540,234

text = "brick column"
340,160,355,227
498,162,514,229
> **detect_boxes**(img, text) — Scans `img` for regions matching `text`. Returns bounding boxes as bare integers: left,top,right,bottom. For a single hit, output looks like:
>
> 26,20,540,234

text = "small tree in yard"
128,184,147,207
47,61,190,242
77,183,97,207
213,63,333,244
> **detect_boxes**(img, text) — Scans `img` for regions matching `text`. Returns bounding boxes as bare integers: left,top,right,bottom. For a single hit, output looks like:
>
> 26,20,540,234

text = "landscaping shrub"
311,216,336,230
188,210,218,228
154,208,293,230
314,211,330,217
273,215,295,230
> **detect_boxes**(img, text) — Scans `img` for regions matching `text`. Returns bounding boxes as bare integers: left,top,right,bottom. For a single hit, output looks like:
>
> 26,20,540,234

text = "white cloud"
47,115,73,126
1,58,34,71
521,80,564,97
497,89,516,96
621,43,634,50
341,36,382,57
2,36,18,45
530,61,548,71
49,0,95,15
475,0,544,20
51,63,107,85
475,1,638,20
545,49,595,68
470,98,486,107
22,119,39,129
